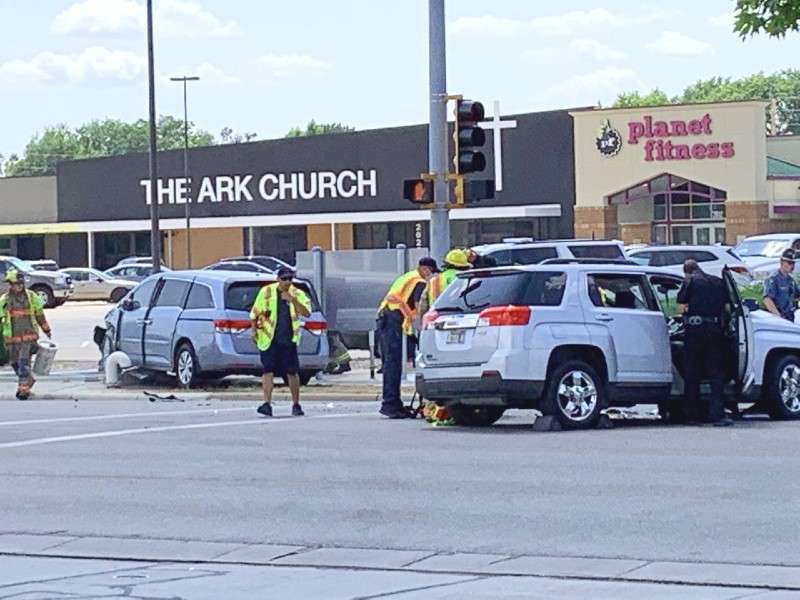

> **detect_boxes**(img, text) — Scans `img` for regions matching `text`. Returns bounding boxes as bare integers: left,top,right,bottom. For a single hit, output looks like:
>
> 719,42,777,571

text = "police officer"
763,249,800,322
677,259,732,427
377,257,437,418
418,249,471,322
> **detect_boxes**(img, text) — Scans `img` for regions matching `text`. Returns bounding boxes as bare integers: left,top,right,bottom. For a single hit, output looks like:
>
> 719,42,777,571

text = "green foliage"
5,116,215,177
285,120,355,138
613,70,800,134
735,0,800,37
220,127,258,144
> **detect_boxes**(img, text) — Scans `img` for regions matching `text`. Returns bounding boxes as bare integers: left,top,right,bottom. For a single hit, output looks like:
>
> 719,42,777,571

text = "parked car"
733,233,800,279
25,259,60,272
115,256,167,267
0,256,73,308
59,267,136,302
219,255,292,272
471,238,626,267
101,271,329,387
104,263,171,282
627,245,752,279
416,263,800,429
204,260,272,274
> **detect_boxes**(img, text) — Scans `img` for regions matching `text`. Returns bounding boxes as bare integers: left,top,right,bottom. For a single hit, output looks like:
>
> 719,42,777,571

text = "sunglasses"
278,276,293,282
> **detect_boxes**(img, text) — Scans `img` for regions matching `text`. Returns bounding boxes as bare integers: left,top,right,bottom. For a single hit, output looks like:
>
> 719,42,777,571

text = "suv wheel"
175,343,201,389
449,405,505,427
31,285,55,308
766,354,800,420
543,360,604,430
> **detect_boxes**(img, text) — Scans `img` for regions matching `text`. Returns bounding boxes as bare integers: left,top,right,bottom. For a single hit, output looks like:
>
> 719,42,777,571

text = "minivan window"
434,271,566,313
155,279,190,308
225,281,320,312
185,283,215,309
569,244,623,259
131,278,158,307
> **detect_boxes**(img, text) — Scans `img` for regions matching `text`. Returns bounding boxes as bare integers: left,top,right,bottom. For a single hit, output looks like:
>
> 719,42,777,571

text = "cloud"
709,11,735,29
526,38,627,64
166,63,240,87
257,54,330,80
648,31,713,56
536,66,642,108
52,0,240,39
450,8,669,39
0,47,145,88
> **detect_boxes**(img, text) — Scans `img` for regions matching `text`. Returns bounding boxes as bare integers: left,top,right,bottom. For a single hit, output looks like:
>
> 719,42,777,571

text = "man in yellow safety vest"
418,248,471,321
250,267,311,417
377,256,437,418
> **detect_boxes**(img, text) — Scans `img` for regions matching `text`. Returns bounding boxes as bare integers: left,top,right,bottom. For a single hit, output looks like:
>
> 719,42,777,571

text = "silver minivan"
102,271,330,386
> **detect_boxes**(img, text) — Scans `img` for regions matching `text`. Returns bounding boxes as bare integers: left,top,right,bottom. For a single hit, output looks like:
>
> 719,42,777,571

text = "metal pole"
428,0,450,264
171,75,199,268
146,0,161,273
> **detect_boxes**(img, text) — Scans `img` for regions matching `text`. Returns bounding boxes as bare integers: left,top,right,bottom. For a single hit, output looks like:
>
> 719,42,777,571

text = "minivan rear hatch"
421,270,565,366
223,280,326,355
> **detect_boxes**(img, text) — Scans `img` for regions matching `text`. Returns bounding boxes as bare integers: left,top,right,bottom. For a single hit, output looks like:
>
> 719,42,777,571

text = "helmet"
4,268,21,284
444,249,470,269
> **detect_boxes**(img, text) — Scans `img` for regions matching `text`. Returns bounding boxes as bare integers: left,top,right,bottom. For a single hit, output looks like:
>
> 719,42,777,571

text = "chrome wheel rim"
779,364,800,413
557,370,598,422
36,290,49,305
177,351,194,385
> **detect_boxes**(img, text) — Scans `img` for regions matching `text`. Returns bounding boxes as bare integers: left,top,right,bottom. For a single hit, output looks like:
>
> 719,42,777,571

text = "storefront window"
252,226,307,263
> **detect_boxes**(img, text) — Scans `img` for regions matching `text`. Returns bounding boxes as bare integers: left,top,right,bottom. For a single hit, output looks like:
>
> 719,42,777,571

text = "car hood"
749,308,800,333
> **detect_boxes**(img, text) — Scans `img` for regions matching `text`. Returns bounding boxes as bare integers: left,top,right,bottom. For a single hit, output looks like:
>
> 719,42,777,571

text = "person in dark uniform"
676,259,733,427
762,249,800,322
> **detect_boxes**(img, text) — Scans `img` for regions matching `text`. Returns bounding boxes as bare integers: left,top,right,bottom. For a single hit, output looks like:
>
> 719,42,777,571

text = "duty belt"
687,316,720,326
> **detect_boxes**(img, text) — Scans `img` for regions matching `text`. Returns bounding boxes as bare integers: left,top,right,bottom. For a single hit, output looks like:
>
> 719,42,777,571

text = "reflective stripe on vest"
379,270,425,334
427,269,459,305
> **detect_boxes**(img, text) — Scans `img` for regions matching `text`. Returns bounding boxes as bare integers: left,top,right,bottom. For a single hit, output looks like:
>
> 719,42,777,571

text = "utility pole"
146,0,161,273
428,0,449,264
170,75,199,268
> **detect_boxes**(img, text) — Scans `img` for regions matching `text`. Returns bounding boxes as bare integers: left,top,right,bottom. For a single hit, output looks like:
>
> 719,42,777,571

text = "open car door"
722,267,755,390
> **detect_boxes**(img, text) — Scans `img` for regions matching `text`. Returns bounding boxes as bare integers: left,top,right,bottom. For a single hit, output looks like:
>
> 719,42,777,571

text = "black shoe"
256,403,273,417
379,406,410,419
292,404,305,417
712,417,734,427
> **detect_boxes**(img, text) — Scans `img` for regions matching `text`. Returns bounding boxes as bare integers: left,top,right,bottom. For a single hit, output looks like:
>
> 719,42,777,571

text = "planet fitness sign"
626,113,735,162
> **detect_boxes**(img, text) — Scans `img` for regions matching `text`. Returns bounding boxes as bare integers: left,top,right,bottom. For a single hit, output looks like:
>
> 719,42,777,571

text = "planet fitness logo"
595,120,622,157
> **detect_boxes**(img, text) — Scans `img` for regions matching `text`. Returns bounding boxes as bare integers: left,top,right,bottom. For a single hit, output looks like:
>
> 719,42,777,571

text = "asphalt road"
2,397,800,598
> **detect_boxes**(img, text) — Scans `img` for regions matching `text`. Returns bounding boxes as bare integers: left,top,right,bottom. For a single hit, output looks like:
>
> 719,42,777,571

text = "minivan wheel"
109,288,128,303
175,343,201,389
449,405,505,427
542,360,604,430
766,354,800,420
31,285,55,308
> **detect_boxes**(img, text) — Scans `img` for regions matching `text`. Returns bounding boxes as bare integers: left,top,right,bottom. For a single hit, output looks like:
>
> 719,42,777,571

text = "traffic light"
403,178,433,205
454,99,486,174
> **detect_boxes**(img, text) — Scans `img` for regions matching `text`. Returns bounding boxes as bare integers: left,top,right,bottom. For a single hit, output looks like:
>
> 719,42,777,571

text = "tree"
613,70,800,134
285,120,355,138
4,116,215,177
220,127,258,144
735,0,800,37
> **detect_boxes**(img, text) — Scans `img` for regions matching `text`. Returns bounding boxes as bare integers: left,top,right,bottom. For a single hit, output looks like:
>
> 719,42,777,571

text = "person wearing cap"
677,259,732,427
418,249,471,320
0,268,51,399
763,249,800,322
250,267,311,417
376,257,437,418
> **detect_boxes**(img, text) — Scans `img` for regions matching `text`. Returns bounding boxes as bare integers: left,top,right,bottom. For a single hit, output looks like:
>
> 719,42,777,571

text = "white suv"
416,263,800,429
734,233,800,279
627,245,752,280
472,238,625,266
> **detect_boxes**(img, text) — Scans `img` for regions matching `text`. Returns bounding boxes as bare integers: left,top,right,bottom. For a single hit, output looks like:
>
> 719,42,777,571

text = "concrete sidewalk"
0,367,414,401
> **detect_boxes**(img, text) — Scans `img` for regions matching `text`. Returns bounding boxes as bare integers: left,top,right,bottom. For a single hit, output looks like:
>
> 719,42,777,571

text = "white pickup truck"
416,263,800,429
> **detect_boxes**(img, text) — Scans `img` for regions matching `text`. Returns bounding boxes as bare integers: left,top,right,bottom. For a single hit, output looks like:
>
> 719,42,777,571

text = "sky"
2,0,800,158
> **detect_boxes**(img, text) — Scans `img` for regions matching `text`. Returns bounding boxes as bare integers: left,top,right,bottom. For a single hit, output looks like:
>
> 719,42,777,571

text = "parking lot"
2,397,800,597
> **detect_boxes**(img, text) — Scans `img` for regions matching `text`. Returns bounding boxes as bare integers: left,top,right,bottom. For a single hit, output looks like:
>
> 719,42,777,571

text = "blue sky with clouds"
2,0,800,157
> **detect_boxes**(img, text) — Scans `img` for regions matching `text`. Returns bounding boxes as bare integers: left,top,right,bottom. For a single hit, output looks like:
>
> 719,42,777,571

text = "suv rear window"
434,271,566,313
225,281,320,312
569,244,623,259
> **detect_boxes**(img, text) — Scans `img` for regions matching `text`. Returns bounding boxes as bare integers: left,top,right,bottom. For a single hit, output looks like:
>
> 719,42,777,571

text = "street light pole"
170,75,199,269
146,0,161,273
428,0,450,264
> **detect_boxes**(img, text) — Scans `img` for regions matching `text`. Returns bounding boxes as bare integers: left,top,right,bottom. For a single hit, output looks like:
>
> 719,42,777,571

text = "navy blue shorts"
260,342,299,376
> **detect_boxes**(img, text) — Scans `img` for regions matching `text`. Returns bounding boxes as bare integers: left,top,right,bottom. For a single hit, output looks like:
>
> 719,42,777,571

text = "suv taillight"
422,310,440,330
303,320,327,335
477,305,531,327
730,265,750,275
214,319,251,333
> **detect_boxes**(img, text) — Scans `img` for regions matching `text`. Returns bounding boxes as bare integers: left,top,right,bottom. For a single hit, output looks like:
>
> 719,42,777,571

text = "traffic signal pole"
428,0,450,264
